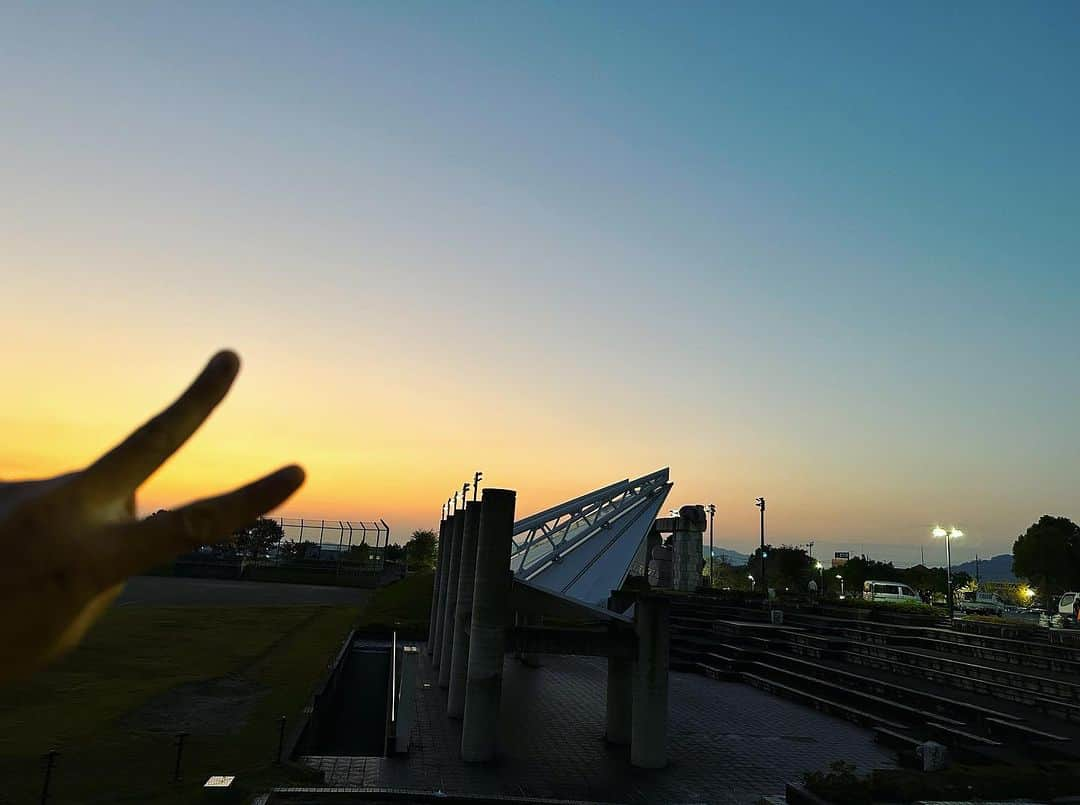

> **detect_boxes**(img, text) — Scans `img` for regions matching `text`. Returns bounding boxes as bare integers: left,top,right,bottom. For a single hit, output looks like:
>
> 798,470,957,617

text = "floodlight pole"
473,470,483,502
946,531,954,620
707,504,716,585
463,482,470,506
755,497,767,595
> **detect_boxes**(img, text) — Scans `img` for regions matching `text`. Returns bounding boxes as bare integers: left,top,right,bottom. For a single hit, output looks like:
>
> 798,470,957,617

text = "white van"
1058,592,1079,626
863,580,921,603
957,591,1005,616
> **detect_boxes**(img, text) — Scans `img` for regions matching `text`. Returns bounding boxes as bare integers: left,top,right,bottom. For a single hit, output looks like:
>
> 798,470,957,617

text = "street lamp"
815,561,825,596
748,574,755,592
836,574,844,597
933,526,963,620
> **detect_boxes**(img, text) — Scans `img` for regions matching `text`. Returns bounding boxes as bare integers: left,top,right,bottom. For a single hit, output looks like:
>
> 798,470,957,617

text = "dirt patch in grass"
121,674,267,735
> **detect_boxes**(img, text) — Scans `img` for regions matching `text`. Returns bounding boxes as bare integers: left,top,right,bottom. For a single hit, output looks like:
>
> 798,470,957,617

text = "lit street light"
933,526,963,620
747,574,755,592
815,561,825,596
836,574,844,598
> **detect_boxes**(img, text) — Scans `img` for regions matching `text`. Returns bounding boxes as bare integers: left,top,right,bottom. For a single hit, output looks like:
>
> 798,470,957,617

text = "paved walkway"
303,648,894,803
116,576,370,606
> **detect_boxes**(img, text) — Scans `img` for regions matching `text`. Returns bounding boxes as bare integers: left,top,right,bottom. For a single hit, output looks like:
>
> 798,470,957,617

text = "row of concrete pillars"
426,488,516,763
603,595,670,768
425,487,669,768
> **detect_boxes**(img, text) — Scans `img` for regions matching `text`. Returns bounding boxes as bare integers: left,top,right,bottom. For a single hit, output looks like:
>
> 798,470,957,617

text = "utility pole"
807,540,815,560
976,553,981,584
755,497,767,596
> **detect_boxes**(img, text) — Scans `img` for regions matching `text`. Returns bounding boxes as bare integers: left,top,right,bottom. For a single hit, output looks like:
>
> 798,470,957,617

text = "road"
115,575,371,607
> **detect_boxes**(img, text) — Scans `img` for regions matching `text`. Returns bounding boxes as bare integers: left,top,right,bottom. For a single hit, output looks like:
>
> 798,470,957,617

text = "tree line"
708,513,1079,607
152,509,439,570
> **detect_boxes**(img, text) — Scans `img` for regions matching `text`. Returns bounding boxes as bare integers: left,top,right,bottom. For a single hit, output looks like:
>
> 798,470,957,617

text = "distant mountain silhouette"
953,554,1015,582
703,547,751,565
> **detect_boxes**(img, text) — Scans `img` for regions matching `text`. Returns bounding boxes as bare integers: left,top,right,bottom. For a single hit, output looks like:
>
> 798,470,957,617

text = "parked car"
956,591,1005,616
1057,592,1080,626
863,580,921,603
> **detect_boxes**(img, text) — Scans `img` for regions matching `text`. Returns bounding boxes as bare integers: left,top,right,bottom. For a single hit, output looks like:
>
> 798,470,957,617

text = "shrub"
803,761,872,804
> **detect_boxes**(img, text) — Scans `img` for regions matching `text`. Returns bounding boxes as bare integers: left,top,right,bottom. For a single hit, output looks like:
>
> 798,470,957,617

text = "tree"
898,564,944,597
712,561,752,591
405,529,437,570
279,539,320,560
232,517,285,559
832,556,900,599
346,542,372,566
1012,515,1080,610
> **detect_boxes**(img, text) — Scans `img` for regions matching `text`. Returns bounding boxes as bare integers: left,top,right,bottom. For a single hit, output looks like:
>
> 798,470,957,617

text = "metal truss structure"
510,469,672,608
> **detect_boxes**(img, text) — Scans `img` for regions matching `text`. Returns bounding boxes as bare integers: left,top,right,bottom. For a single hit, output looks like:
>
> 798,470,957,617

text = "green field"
0,603,361,804
356,570,433,638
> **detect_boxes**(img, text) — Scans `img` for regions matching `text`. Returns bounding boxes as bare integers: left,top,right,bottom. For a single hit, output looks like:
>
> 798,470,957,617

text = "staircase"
669,595,1080,766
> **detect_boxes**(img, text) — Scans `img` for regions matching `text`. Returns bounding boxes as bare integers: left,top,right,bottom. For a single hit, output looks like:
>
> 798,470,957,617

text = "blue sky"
2,2,1077,562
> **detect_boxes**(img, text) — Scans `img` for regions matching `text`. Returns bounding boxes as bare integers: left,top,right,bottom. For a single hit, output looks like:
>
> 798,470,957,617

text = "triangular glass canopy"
510,469,672,608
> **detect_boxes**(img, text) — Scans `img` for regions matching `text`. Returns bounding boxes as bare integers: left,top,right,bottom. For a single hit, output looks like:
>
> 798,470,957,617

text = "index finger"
73,350,241,504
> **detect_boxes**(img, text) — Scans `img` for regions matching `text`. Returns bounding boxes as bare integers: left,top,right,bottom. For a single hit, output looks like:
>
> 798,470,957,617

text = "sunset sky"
3,3,1077,565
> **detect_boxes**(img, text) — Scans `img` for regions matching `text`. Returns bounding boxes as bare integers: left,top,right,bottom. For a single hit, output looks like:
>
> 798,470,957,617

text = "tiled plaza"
301,648,894,804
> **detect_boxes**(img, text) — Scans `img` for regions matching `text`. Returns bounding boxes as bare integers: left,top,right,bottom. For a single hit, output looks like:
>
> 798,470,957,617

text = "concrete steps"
668,598,1080,762
740,671,910,732
756,650,1022,728
845,642,1080,703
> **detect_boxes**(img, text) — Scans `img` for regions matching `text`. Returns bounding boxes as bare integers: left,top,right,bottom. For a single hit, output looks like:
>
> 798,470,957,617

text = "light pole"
755,497,766,595
747,574,755,592
836,574,844,597
933,526,963,620
473,470,483,502
816,561,824,597
707,504,716,586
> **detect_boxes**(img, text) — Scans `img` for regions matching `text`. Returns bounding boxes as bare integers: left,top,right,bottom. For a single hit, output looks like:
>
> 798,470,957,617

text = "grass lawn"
356,571,433,639
0,602,361,804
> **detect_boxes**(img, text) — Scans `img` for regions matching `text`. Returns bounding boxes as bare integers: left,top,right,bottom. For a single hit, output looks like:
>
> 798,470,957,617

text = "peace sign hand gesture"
0,350,304,682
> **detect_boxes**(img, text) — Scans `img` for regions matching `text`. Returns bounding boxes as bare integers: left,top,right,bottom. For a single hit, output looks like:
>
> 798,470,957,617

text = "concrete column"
438,511,467,688
431,513,457,669
605,648,632,745
672,505,706,592
461,488,516,763
631,595,669,768
447,500,482,717
516,613,542,667
426,518,448,654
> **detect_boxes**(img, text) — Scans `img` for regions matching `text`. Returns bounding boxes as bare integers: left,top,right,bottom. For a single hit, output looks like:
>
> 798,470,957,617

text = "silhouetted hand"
0,350,304,682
